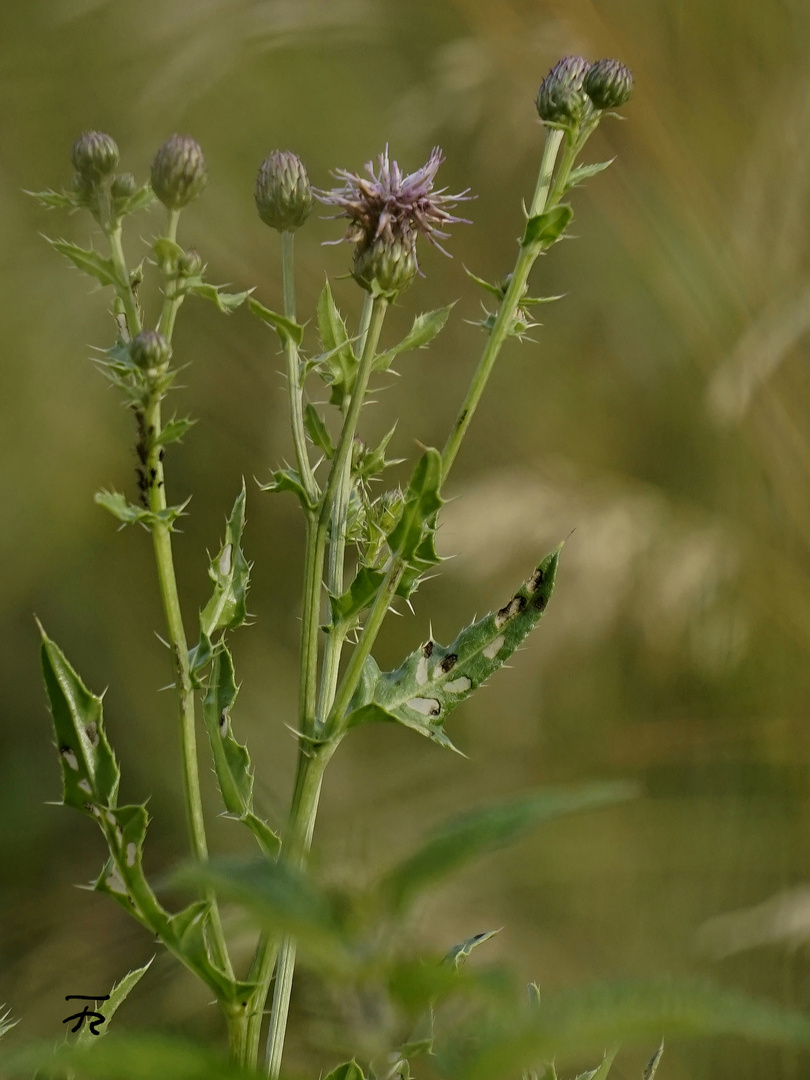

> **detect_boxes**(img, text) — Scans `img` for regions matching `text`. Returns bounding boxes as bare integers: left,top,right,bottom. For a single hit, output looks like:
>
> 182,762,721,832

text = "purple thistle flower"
317,146,472,271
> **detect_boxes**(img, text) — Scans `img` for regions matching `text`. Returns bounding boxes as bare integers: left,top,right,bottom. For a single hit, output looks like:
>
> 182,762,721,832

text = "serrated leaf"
521,205,574,249
154,415,196,448
323,1062,366,1080
565,159,615,190
248,296,304,346
376,784,635,913
317,280,357,404
444,929,500,969
114,183,155,218
463,266,504,298
257,467,311,508
200,484,250,638
48,239,125,289
167,900,211,972
202,648,279,857
387,448,443,563
152,237,185,266
454,979,810,1080
642,1041,664,1079
304,403,335,458
94,490,190,530
39,627,120,811
349,548,562,740
187,281,251,313
74,959,154,1047
395,526,442,600
374,304,455,372
330,566,385,626
26,188,77,210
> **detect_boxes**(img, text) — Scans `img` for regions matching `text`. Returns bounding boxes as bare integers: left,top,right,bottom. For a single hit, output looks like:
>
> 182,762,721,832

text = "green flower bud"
178,248,203,276
150,134,207,210
352,234,418,299
536,56,592,127
583,59,634,110
110,173,138,199
71,131,119,183
255,150,313,232
130,329,172,371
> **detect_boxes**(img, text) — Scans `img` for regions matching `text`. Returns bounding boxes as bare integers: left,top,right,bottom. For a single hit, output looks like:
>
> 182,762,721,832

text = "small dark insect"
423,640,435,658
528,566,545,592
439,653,458,673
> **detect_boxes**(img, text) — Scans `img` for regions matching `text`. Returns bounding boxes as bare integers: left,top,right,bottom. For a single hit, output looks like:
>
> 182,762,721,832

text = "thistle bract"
584,58,634,110
536,56,592,127
151,134,207,210
353,233,418,299
110,173,137,199
130,329,171,371
318,146,470,295
71,131,119,183
255,150,313,232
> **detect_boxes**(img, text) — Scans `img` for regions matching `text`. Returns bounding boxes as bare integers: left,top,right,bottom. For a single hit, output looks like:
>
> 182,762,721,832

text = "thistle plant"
17,56,810,1080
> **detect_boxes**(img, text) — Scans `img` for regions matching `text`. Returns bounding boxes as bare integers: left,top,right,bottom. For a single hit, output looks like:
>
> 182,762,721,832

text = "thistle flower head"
317,146,471,296
150,134,207,210
130,329,172,372
584,59,634,110
255,150,313,232
71,131,119,184
536,56,592,127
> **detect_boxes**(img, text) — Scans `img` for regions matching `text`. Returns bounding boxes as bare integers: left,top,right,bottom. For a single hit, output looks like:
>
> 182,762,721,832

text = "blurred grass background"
3,0,810,1076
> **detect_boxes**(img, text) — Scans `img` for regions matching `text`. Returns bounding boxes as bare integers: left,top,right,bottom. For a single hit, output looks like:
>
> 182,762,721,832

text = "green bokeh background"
3,1,810,1076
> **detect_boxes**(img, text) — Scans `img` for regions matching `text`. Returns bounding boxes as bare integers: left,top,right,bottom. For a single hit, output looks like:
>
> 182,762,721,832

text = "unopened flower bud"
178,248,203,276
110,173,138,199
583,59,634,110
71,131,119,183
353,234,418,299
255,150,313,232
130,329,172,371
536,56,592,127
151,134,207,210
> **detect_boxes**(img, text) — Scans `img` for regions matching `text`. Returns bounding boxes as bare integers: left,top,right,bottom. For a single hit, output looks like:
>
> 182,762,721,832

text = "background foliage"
3,1,810,1077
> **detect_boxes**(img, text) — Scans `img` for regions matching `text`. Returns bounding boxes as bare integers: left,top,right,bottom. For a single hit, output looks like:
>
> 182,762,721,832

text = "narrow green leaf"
154,415,196,448
444,929,500,969
39,627,120,811
463,265,504,298
330,566,385,626
348,548,562,741
0,1006,18,1041
323,1062,366,1080
565,159,615,190
521,205,574,249
26,188,77,210
152,237,185,266
74,959,154,1047
257,467,312,508
374,304,455,372
316,279,357,402
95,489,190,530
248,296,304,346
187,281,251,313
573,1047,618,1080
387,448,444,563
377,784,636,913
48,239,125,289
200,484,250,638
303,403,335,458
642,1041,664,1079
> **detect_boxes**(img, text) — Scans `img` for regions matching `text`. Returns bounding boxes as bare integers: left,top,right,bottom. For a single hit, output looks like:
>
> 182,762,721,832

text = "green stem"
157,208,182,339
105,226,142,338
281,231,318,504
440,128,566,479
316,293,376,724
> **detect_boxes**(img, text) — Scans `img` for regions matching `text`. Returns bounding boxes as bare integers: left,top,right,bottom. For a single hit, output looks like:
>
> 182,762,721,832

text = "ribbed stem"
281,231,318,503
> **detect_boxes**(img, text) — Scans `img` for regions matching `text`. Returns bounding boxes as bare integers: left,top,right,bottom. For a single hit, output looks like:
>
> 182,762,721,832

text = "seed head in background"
255,150,313,232
317,146,472,299
150,134,208,210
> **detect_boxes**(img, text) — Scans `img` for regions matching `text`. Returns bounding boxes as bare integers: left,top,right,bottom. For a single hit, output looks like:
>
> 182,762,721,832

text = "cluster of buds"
317,147,471,299
536,56,633,129
255,150,313,232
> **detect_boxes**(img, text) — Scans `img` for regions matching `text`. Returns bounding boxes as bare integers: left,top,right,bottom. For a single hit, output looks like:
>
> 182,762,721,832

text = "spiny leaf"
257,467,312,508
463,265,504,298
247,297,304,346
642,1041,664,1079
155,415,196,448
374,304,455,372
573,1047,618,1080
323,1063,366,1080
114,183,155,218
444,929,501,969
152,236,185,267
74,959,154,1047
39,627,120,812
565,159,615,190
347,548,561,742
0,1006,18,1041
330,566,385,626
521,205,573,249
186,280,251,313
48,239,126,289
304,403,335,458
387,448,444,563
375,784,636,913
95,490,190,530
454,980,810,1080
317,279,357,405
202,647,280,858
26,188,77,210
199,484,250,639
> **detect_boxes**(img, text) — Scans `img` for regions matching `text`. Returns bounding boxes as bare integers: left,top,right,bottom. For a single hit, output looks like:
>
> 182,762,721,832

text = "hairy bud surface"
130,329,172,371
584,59,634,110
536,56,592,126
151,134,208,210
255,150,313,232
71,131,119,183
